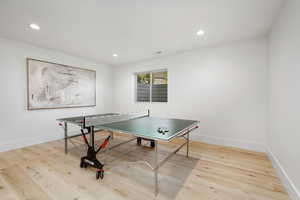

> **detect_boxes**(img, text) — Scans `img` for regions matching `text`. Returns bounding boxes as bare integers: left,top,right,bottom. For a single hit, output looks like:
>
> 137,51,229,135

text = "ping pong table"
57,110,199,196
58,113,119,154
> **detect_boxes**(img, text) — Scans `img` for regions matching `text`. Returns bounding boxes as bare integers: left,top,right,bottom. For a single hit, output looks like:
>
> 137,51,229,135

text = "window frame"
134,68,168,103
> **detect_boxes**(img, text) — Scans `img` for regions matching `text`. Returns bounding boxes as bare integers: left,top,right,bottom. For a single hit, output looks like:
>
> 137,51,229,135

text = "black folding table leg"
90,127,95,149
150,140,155,148
137,137,142,145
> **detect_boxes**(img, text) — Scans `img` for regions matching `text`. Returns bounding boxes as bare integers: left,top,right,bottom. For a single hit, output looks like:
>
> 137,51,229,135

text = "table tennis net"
84,110,149,127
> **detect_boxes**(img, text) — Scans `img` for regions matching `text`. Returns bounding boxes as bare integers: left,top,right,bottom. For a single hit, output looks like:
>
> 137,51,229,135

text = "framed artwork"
27,58,96,110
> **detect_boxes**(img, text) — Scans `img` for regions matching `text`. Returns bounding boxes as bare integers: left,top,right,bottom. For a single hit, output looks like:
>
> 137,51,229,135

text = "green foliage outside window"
137,73,151,84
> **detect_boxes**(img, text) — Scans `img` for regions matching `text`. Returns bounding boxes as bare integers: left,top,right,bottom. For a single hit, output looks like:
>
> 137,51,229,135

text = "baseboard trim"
267,149,300,200
0,135,62,152
192,134,266,152
192,134,299,199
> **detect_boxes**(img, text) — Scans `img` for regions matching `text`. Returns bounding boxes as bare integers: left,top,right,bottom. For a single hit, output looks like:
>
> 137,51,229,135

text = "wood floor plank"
0,165,52,200
23,163,98,200
0,134,290,200
37,153,128,200
0,175,19,200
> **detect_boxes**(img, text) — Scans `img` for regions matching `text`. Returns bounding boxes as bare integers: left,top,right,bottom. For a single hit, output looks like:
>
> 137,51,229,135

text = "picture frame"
27,58,96,110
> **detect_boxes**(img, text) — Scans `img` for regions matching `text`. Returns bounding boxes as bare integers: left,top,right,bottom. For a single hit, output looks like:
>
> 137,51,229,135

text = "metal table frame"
58,113,118,154
94,125,198,196
58,111,199,196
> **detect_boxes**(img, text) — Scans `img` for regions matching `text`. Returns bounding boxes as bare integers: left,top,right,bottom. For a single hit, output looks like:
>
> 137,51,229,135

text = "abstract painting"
27,58,96,110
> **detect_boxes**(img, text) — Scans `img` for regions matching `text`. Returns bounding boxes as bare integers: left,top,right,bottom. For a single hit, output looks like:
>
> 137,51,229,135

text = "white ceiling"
0,0,283,65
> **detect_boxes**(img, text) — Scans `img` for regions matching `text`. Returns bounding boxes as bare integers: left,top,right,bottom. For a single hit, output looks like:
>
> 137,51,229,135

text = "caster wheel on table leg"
96,170,104,180
137,137,142,146
150,140,155,148
80,161,88,169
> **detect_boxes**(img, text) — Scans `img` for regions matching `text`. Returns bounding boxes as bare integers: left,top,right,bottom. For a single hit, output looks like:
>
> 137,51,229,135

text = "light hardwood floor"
0,132,290,200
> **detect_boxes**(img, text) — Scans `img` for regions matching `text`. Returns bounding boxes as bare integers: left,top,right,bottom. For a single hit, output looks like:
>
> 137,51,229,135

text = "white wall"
0,38,113,152
112,38,269,152
268,0,300,198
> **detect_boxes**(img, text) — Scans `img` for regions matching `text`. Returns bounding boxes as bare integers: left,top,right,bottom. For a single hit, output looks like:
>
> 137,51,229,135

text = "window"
136,70,168,102
136,73,151,102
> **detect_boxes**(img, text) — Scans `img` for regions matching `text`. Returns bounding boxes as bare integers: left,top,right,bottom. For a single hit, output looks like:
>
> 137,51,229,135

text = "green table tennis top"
96,116,199,141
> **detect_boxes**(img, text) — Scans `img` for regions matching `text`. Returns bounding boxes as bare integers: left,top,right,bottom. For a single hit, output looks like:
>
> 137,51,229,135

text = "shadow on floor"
68,137,199,199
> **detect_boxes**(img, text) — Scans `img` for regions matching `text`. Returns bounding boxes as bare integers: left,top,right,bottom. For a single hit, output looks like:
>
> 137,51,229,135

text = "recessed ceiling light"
113,53,118,57
196,29,205,36
30,23,40,30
